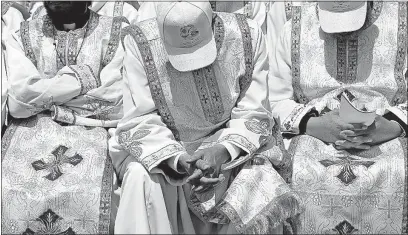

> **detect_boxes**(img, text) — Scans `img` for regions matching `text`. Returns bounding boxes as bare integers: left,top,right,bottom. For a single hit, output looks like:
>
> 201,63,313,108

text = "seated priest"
30,1,138,24
2,1,125,234
269,1,407,233
109,1,300,234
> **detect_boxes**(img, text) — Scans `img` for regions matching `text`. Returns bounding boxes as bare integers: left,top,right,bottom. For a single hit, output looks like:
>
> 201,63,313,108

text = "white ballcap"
156,1,216,72
318,1,367,33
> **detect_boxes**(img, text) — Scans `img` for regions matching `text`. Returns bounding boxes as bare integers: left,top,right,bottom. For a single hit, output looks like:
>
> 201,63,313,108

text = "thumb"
186,152,203,164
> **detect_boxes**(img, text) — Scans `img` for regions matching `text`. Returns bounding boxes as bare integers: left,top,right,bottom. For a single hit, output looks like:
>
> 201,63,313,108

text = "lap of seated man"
2,1,126,233
269,1,407,233
109,1,301,234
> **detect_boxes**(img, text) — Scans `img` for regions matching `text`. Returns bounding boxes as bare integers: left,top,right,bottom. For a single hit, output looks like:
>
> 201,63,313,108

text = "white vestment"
110,12,299,234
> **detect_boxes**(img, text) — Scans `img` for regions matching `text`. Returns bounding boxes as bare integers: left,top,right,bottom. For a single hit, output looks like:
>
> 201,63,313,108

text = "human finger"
186,169,204,184
335,144,371,150
195,159,213,174
186,152,203,164
335,140,370,150
343,136,372,144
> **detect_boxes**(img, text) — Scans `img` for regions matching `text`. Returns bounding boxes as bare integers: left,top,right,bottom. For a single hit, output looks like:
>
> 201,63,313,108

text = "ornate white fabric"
110,12,299,234
2,11,126,234
269,2,408,233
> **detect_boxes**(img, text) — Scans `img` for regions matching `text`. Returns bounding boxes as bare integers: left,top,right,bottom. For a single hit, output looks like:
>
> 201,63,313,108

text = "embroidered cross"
32,145,83,181
19,212,36,229
212,92,220,102
322,198,343,216
333,220,358,235
23,209,75,235
319,156,375,185
74,212,95,229
201,94,209,104
378,200,400,219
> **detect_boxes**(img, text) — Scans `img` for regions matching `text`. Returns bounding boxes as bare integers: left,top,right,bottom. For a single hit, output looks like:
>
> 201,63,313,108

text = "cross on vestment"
378,200,400,219
31,145,83,181
23,209,75,235
322,198,343,216
319,156,375,185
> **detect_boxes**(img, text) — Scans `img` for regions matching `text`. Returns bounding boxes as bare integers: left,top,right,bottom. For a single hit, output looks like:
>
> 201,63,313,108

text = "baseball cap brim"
319,2,367,33
164,36,217,72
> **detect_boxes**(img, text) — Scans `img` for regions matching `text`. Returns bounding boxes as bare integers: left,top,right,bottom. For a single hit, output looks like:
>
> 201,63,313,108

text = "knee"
124,162,150,182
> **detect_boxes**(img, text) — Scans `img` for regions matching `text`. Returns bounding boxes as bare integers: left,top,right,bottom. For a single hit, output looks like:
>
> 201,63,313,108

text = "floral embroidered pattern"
244,118,272,145
333,220,358,234
85,99,116,121
23,209,76,235
319,156,375,186
118,130,151,159
32,145,83,181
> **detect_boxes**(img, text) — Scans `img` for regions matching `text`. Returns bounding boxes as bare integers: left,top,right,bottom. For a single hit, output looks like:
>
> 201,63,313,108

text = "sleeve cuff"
221,142,244,162
51,105,76,124
69,65,100,95
281,104,316,134
166,153,185,174
384,106,407,126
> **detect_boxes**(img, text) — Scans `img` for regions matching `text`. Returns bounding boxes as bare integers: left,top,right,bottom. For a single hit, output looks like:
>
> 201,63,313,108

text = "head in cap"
318,1,368,33
156,1,217,72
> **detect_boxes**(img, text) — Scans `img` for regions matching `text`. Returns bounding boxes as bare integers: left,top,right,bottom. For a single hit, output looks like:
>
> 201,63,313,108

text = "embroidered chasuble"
109,12,300,234
269,2,408,233
2,11,126,234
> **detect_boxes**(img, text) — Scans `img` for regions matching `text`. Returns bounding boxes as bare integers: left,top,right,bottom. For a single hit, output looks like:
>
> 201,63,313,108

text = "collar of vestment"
42,10,99,37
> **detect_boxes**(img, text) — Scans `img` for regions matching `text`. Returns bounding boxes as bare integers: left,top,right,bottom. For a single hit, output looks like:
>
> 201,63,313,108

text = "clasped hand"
177,145,230,193
305,109,402,150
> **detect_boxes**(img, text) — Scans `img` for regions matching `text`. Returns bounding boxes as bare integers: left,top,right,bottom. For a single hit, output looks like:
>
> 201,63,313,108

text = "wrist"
305,116,319,136
215,144,231,163
389,120,405,138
